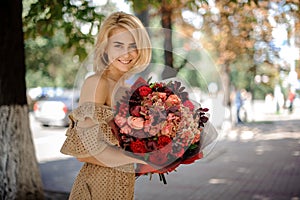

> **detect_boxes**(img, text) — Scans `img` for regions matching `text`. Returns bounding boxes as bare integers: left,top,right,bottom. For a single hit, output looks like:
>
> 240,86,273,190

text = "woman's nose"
120,48,133,57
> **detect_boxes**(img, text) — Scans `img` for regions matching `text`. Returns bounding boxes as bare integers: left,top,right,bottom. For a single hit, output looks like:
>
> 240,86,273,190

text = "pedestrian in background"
287,87,296,114
235,89,245,124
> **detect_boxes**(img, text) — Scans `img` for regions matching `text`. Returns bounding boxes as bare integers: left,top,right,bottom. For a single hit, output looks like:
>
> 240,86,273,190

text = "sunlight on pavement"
240,131,254,141
255,132,300,141
237,167,251,174
292,151,300,156
208,178,228,184
252,194,271,200
227,130,238,141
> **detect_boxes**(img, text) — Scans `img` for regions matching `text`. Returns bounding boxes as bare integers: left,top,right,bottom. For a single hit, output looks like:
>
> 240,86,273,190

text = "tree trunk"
221,64,233,124
0,106,44,200
222,64,231,107
161,1,176,79
0,0,44,199
135,8,149,28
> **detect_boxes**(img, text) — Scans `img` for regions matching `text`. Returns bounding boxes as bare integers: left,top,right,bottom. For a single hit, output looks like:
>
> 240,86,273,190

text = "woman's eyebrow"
113,41,124,45
113,41,136,46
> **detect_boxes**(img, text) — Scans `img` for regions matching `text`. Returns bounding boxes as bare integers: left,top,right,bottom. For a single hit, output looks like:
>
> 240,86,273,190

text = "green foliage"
23,0,105,61
23,0,119,89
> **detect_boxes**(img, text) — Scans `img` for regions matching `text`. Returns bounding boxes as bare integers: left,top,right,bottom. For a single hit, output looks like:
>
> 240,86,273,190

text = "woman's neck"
105,66,125,82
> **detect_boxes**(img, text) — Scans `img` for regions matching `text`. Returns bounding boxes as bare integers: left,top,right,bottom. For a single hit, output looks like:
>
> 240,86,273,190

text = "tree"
24,0,105,61
0,0,44,198
202,0,299,102
128,0,209,79
1,0,108,198
23,0,114,89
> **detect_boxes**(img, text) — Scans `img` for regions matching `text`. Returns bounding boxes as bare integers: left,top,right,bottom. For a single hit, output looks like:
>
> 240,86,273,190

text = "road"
30,100,300,199
29,113,71,163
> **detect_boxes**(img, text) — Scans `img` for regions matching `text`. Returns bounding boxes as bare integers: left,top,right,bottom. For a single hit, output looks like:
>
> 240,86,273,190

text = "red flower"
157,136,172,153
183,100,195,111
148,150,168,166
138,86,152,97
158,135,172,147
130,140,147,154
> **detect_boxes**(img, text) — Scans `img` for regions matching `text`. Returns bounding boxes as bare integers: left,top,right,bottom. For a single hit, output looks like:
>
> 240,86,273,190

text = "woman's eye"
114,45,122,48
129,45,137,50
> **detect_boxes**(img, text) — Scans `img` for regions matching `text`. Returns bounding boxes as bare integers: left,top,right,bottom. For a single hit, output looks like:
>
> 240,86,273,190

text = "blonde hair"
93,12,152,75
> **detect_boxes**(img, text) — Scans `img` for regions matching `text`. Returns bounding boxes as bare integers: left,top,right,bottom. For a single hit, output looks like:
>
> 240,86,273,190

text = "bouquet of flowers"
112,77,211,184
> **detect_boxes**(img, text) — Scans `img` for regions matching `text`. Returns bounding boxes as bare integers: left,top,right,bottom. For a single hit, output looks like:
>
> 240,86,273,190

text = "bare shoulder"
79,74,109,105
83,74,108,88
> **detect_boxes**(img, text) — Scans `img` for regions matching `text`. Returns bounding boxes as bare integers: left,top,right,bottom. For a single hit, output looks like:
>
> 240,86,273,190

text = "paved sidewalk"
134,118,300,200
40,107,300,200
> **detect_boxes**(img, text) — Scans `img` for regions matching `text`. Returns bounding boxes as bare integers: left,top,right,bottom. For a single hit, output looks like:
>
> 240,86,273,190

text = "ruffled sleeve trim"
60,102,118,158
71,102,114,124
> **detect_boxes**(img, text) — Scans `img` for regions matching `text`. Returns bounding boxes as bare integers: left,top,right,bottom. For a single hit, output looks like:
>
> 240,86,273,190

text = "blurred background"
24,0,300,126
21,0,300,199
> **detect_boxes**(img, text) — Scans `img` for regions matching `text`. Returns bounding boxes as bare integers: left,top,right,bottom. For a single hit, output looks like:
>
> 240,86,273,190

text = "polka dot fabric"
60,102,135,199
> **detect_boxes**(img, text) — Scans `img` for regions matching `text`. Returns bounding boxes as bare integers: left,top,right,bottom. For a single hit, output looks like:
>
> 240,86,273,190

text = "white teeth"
119,60,130,64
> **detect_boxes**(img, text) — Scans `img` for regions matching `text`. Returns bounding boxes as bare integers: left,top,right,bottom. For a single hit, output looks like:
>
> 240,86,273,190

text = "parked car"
33,91,79,127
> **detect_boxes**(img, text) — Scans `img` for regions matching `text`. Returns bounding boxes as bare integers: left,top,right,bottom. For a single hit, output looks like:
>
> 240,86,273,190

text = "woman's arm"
76,75,147,167
77,146,147,167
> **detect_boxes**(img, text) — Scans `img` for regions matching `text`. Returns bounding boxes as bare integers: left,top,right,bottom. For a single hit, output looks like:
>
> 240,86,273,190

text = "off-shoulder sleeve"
60,102,118,158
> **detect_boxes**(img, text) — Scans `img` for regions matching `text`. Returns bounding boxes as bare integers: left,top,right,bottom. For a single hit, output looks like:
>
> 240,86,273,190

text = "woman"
60,12,152,199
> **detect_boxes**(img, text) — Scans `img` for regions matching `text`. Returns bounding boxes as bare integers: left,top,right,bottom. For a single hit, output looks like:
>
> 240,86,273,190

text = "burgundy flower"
146,140,158,151
130,106,141,117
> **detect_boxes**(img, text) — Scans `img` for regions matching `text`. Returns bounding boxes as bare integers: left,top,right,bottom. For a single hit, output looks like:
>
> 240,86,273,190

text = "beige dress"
60,102,135,200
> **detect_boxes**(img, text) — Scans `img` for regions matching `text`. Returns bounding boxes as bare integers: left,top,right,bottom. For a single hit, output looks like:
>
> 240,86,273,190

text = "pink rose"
120,125,132,134
114,114,127,127
127,116,144,130
161,123,173,137
165,94,181,106
167,113,179,122
143,117,153,133
148,124,161,136
158,92,167,101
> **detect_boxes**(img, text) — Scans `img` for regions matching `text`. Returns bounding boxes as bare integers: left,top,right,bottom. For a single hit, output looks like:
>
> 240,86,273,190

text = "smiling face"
106,28,138,73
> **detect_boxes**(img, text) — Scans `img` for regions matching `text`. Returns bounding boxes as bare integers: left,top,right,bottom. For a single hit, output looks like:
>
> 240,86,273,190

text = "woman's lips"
119,59,131,64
